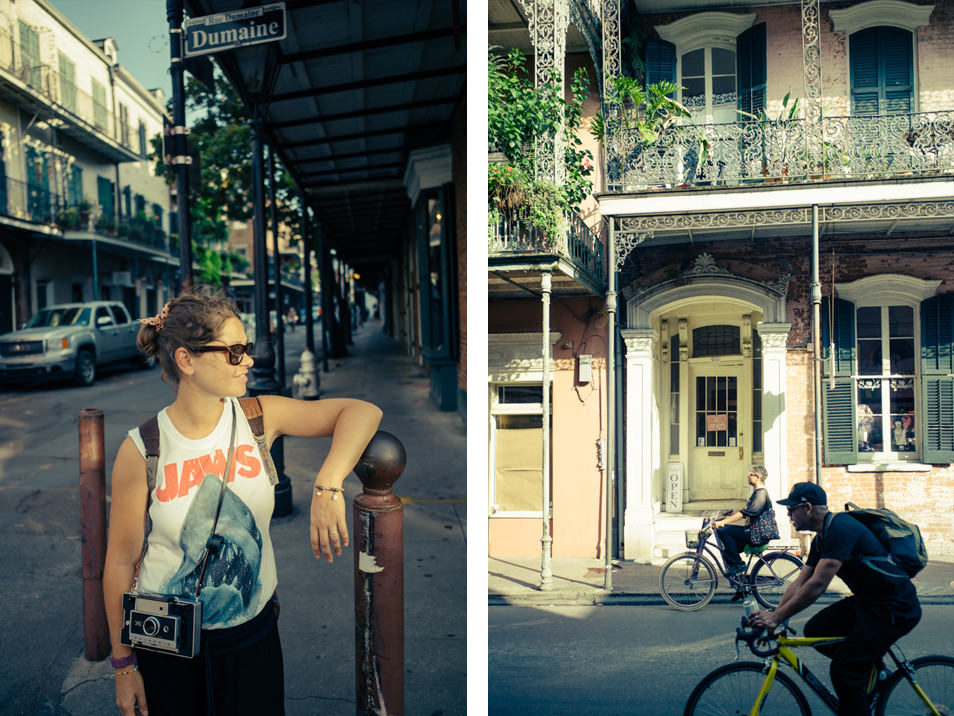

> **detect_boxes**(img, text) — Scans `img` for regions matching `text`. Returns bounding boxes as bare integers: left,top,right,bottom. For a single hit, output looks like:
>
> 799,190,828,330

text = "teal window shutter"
850,27,912,116
821,297,857,464
97,176,114,222
645,39,676,89
736,23,766,117
921,294,954,463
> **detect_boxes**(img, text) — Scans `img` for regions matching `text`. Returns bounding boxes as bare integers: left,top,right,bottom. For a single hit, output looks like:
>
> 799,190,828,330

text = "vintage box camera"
120,593,202,658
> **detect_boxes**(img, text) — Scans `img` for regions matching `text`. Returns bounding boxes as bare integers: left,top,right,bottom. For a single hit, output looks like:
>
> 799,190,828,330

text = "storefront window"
490,383,550,516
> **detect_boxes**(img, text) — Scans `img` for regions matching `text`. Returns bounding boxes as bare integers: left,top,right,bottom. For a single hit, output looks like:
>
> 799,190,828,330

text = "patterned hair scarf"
139,301,171,332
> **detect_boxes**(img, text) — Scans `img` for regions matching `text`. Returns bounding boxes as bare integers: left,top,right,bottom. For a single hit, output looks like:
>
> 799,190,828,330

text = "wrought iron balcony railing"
605,110,954,192
490,205,606,288
0,33,119,141
0,175,60,224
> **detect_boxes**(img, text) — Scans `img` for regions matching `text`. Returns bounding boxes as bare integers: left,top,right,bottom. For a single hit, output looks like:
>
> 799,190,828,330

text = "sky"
50,0,173,99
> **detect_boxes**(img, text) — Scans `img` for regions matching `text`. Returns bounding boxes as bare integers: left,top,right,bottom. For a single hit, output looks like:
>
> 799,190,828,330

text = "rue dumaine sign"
183,3,286,58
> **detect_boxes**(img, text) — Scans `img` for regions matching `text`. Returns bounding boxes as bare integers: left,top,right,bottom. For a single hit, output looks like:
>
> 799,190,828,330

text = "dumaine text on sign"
183,3,286,58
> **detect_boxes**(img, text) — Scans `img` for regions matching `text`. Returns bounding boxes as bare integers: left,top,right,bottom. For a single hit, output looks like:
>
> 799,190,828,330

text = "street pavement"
0,319,466,716
490,554,954,606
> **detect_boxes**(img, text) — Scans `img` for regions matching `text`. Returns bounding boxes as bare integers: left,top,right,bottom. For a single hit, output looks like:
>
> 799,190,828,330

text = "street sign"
183,3,286,58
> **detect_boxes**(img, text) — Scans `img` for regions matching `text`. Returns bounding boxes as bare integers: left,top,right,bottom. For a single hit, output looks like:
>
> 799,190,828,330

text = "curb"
489,592,954,607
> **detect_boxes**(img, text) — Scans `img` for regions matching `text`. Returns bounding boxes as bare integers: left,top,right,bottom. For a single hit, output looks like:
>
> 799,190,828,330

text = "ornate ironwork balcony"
605,111,954,193
489,205,606,290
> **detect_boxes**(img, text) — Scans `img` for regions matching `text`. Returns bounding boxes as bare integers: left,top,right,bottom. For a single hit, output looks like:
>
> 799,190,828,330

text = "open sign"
706,414,728,432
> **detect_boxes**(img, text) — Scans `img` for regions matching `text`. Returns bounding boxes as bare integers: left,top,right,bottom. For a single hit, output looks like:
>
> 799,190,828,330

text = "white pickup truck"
0,301,153,386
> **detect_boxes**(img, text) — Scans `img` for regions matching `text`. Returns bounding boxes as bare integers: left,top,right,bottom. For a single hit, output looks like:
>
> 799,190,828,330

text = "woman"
711,465,772,576
102,288,382,716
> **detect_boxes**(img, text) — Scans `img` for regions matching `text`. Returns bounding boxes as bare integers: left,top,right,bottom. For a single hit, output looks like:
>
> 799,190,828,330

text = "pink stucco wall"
489,296,610,558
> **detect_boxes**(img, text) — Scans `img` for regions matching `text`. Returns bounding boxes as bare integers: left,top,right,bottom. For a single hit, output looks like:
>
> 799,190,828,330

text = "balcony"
0,36,140,163
605,110,954,193
489,205,606,297
0,175,59,225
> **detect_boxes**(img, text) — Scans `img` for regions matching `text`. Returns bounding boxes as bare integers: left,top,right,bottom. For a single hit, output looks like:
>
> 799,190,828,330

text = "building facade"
490,0,954,563
0,0,174,331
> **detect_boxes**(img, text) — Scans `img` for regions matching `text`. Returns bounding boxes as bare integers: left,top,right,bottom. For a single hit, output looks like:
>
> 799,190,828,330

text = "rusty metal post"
353,431,406,716
79,408,109,661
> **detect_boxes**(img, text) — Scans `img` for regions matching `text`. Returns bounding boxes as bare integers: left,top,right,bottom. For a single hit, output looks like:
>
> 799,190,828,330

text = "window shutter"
850,28,881,115
921,294,954,463
736,23,766,117
821,297,856,376
645,39,676,89
823,378,858,465
850,27,913,116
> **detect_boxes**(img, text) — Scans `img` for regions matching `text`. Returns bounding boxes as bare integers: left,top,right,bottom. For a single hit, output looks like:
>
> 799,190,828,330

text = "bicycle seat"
743,544,768,555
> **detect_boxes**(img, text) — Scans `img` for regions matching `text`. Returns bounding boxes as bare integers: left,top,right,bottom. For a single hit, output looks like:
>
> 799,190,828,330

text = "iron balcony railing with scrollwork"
605,110,954,192
490,205,607,289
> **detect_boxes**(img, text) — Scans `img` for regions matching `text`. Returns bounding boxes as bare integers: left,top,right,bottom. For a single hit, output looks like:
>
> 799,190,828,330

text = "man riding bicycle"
747,482,921,716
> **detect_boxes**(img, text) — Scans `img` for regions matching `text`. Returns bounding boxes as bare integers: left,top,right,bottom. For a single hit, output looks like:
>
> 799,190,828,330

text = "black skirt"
136,598,284,716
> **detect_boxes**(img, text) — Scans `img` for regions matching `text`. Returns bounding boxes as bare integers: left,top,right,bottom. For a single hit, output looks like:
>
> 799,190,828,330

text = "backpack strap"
239,396,279,487
133,415,161,582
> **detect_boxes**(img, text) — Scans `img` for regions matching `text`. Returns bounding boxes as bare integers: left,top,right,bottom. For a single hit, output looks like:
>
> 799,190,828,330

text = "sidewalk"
489,555,954,606
58,321,467,716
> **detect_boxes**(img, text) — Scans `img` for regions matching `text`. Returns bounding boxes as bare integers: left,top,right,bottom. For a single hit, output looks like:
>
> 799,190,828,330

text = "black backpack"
826,502,928,579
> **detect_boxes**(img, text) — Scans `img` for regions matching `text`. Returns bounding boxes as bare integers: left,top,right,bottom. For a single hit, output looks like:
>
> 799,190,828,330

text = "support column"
166,0,192,289
539,271,553,591
757,322,792,540
801,0,824,169
621,328,657,561
268,148,285,386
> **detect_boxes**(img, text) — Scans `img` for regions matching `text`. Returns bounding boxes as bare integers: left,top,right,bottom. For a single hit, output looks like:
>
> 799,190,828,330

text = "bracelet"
115,664,139,677
314,484,343,500
110,653,138,669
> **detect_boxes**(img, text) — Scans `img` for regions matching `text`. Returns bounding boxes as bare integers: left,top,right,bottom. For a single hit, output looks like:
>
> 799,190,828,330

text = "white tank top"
127,397,278,630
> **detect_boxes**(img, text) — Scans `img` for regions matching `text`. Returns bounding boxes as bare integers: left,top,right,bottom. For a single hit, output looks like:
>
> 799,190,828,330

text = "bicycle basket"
685,530,704,549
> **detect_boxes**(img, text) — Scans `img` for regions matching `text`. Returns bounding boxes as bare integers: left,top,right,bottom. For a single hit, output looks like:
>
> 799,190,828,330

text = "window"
122,186,131,218
58,53,76,113
692,325,740,357
822,277,952,464
91,80,108,132
695,376,738,447
138,121,148,158
152,203,163,227
850,26,913,115
18,21,41,89
68,165,83,207
25,146,50,222
97,176,115,224
490,384,550,516
652,14,760,124
119,104,130,147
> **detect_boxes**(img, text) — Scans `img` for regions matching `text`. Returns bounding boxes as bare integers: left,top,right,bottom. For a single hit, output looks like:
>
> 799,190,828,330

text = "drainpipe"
540,271,553,591
604,220,616,592
811,205,823,486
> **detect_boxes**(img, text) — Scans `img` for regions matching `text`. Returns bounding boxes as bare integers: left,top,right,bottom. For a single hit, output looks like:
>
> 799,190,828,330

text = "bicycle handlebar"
735,618,794,658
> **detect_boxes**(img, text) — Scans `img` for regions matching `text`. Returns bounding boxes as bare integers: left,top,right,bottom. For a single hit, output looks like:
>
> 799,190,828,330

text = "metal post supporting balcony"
248,114,292,518
268,148,285,386
540,271,553,591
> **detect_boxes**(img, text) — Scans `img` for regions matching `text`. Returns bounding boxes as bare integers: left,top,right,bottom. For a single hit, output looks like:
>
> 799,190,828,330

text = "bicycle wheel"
683,662,811,716
751,552,803,610
877,655,954,716
659,553,717,610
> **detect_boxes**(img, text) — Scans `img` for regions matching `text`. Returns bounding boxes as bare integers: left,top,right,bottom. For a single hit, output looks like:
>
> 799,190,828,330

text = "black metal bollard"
353,431,406,716
79,409,109,660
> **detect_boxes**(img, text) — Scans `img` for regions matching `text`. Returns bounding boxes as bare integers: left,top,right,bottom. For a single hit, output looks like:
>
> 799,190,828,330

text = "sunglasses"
786,503,810,517
191,342,255,365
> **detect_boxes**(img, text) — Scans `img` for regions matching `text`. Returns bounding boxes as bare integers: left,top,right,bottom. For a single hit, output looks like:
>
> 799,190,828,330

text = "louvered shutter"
921,294,954,463
881,27,913,114
850,27,913,115
737,23,766,117
645,39,676,91
822,297,858,464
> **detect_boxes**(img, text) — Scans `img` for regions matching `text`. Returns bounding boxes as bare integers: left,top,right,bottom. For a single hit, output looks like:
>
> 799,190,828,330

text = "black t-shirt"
806,512,918,610
741,487,770,521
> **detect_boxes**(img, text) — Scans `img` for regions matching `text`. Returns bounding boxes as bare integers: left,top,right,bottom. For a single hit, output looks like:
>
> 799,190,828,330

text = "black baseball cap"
777,482,828,506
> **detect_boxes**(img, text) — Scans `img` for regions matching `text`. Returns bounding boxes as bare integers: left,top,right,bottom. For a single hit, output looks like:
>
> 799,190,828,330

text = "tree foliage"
152,69,300,285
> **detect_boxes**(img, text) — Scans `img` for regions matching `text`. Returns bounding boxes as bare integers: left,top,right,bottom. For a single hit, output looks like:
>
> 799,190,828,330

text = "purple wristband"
110,653,138,669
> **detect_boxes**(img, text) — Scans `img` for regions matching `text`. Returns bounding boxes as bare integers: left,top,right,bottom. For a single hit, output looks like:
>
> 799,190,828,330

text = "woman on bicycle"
711,465,772,576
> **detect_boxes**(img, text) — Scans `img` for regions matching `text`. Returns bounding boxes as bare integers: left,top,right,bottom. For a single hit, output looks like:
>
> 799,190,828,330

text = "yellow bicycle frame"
745,634,943,716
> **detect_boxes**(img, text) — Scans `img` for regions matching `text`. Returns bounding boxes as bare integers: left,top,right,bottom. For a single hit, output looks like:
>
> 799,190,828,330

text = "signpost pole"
167,0,192,290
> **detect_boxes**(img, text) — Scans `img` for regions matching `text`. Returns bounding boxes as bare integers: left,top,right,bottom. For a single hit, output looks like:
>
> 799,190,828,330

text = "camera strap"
193,401,238,597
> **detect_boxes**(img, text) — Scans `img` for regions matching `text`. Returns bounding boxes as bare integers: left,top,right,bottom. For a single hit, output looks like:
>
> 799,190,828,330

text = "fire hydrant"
292,348,320,400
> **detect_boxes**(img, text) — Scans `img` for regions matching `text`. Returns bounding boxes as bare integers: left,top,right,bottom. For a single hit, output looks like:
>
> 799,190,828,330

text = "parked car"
0,301,153,387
